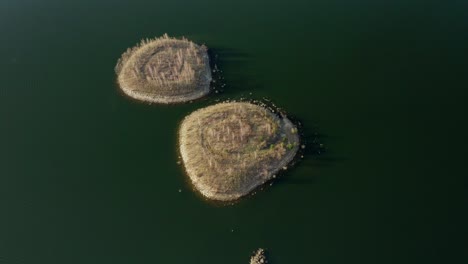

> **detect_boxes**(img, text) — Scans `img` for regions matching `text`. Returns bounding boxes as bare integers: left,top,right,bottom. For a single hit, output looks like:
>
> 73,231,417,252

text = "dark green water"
1,0,467,263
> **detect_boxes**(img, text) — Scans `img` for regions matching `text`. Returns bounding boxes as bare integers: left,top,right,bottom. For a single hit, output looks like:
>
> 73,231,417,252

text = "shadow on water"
272,113,345,185
207,47,260,95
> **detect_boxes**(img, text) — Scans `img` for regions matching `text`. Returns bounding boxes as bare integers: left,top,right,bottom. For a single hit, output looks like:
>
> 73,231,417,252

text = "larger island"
179,102,300,201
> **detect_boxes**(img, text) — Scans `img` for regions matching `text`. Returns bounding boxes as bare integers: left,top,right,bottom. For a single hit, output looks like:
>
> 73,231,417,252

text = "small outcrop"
250,248,268,264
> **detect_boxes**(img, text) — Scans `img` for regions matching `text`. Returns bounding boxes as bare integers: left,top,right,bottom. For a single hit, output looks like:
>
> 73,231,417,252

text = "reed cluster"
179,102,300,201
116,34,211,104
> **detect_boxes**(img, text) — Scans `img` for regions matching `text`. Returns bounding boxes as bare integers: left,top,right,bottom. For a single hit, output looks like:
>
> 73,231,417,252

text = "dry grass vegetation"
250,249,268,264
179,102,300,201
116,34,212,103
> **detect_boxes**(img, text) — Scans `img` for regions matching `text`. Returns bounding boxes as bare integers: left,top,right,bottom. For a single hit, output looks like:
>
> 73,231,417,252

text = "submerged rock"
179,102,300,201
115,34,211,104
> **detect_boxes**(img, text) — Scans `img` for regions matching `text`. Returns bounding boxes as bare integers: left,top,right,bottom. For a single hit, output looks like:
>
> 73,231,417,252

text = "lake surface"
1,0,467,263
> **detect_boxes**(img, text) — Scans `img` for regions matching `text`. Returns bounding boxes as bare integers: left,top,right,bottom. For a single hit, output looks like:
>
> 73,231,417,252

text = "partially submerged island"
179,102,300,201
250,248,268,264
115,34,212,103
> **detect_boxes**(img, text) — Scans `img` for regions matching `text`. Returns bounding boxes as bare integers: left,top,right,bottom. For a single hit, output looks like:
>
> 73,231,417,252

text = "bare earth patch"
179,102,300,201
115,34,212,104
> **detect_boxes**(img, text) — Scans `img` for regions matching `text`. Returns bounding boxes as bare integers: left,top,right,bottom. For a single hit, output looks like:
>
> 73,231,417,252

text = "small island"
115,34,212,103
179,102,300,201
250,248,268,264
